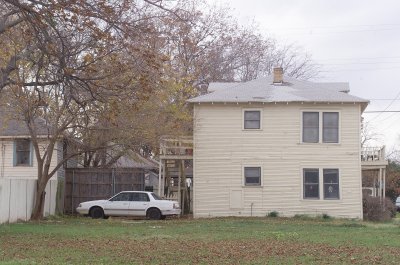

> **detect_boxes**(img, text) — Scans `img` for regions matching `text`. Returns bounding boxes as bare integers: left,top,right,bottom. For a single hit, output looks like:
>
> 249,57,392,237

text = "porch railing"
361,146,385,162
160,136,193,157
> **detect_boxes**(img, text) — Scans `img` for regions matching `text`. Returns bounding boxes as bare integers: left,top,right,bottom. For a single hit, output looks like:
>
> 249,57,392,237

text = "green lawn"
0,215,399,264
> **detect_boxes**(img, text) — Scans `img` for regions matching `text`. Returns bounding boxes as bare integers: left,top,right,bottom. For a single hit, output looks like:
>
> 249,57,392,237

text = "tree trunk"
31,181,47,220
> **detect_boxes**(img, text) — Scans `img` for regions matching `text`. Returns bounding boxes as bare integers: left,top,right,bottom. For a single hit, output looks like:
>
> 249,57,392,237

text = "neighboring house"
0,110,63,224
188,68,369,219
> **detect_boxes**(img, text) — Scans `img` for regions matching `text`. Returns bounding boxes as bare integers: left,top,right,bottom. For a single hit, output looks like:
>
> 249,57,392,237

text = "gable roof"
0,108,50,137
112,152,159,169
189,76,368,108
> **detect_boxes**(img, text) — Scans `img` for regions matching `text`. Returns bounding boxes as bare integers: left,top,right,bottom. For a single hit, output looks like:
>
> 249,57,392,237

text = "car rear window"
151,193,162,200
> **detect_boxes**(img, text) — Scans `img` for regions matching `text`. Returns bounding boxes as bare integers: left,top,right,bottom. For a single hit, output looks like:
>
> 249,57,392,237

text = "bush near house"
363,196,396,221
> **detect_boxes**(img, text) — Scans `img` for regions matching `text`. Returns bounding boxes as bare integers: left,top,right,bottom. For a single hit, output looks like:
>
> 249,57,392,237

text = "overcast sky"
209,0,400,150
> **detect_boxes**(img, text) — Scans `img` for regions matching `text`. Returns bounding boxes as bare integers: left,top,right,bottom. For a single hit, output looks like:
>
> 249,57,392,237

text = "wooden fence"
64,168,145,214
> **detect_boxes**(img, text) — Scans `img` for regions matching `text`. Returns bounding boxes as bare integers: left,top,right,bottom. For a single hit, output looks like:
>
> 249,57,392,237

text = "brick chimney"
273,67,283,84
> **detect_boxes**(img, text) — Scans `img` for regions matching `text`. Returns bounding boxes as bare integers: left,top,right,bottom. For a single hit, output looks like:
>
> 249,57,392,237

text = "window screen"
15,139,31,166
302,112,319,143
244,167,261,186
323,112,339,143
244,111,261,129
323,169,339,199
303,169,319,199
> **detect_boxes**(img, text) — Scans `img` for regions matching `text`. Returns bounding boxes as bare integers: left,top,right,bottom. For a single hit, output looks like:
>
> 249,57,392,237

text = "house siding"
0,139,60,223
0,139,59,179
193,103,362,219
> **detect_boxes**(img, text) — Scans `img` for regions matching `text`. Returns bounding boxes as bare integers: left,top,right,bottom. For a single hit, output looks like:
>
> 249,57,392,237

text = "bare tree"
361,120,383,147
0,0,173,219
155,1,318,84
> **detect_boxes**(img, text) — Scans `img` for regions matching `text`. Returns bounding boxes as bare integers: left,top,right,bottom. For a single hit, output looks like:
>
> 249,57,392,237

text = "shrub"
322,213,331,220
267,211,279,217
363,196,396,221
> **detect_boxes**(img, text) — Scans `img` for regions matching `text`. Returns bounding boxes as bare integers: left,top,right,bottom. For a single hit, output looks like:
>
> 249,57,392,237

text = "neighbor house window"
303,169,319,199
13,139,32,166
302,111,339,143
323,112,339,143
302,112,319,143
244,110,261,129
244,167,261,186
323,169,339,199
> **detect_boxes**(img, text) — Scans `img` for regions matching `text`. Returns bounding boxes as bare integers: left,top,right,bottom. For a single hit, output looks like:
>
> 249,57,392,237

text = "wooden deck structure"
158,136,193,214
361,146,388,198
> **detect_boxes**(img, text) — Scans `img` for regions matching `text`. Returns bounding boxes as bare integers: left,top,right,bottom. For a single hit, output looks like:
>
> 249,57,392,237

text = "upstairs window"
13,139,32,166
302,112,319,143
244,110,261,129
323,113,339,143
302,111,339,143
244,167,261,186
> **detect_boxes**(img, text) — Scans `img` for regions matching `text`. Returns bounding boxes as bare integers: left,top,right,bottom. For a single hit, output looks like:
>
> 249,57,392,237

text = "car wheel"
147,208,161,220
90,207,104,219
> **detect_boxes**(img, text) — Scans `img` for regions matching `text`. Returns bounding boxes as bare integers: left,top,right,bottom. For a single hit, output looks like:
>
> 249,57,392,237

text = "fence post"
71,170,74,214
142,170,145,191
112,168,115,195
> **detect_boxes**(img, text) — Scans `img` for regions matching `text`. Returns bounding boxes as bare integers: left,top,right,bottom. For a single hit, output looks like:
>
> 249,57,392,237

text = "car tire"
147,208,161,220
90,207,104,219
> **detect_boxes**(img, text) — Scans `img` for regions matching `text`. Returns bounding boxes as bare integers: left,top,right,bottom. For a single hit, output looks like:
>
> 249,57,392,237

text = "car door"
129,192,150,216
103,192,131,216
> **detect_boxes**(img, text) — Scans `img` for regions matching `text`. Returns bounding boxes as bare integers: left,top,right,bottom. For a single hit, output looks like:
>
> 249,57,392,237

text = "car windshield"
151,193,162,200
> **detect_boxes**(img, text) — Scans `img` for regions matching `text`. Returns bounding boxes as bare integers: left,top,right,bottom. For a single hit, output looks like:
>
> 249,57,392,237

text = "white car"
76,191,181,220
396,196,400,212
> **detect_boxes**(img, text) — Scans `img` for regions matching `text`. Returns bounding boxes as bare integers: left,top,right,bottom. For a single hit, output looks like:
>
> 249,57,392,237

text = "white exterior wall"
0,139,59,224
193,103,363,219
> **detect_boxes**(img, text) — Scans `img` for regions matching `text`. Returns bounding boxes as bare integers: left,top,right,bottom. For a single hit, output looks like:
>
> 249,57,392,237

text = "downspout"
1,140,5,178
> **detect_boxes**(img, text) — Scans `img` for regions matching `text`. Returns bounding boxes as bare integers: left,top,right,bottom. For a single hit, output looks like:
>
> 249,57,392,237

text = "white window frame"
242,108,263,130
242,165,263,187
323,168,340,200
302,168,320,200
300,110,341,144
300,167,341,201
13,139,33,167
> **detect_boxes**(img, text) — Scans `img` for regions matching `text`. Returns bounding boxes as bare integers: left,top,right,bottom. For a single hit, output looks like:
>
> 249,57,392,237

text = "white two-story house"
189,68,368,219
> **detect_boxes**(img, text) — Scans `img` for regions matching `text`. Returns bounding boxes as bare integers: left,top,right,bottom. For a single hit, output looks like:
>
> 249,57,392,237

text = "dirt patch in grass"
1,236,399,264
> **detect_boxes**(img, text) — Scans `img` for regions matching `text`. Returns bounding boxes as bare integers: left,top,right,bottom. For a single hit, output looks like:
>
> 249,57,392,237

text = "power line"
368,99,400,101
322,61,400,66
271,27,400,35
368,90,400,121
320,66,400,72
374,113,400,133
271,23,400,30
316,56,400,61
378,111,400,123
364,110,400,113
